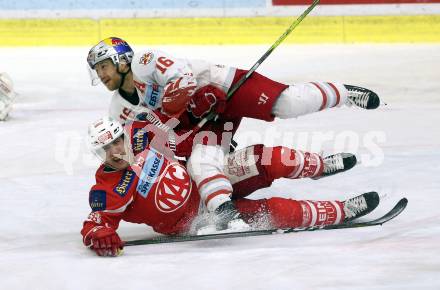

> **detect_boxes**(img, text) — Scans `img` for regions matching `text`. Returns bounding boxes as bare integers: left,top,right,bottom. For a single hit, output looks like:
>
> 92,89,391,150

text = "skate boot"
314,153,357,179
343,191,380,222
345,85,380,109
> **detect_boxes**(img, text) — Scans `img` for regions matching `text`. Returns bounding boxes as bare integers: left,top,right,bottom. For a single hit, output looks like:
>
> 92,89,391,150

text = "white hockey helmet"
88,116,124,161
87,37,134,85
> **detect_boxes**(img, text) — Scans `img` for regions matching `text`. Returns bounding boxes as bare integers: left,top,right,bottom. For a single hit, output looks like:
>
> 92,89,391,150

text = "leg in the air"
272,82,380,120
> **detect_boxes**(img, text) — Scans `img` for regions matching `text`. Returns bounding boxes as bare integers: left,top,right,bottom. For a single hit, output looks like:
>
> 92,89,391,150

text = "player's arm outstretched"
81,186,129,257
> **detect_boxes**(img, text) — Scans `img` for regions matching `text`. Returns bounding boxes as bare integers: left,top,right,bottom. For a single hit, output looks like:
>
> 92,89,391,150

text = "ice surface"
0,45,439,290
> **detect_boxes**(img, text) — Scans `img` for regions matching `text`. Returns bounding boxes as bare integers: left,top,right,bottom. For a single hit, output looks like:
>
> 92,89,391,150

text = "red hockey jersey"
81,120,201,242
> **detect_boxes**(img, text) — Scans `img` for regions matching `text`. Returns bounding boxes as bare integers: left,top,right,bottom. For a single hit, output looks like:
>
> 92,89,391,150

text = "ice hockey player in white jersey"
86,37,381,232
0,73,17,121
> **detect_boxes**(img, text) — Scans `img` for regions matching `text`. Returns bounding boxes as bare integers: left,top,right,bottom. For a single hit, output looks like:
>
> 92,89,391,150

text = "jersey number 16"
156,57,174,74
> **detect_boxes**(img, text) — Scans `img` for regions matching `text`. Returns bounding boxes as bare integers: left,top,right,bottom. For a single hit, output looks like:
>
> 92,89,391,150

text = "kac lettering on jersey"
155,163,192,213
137,150,164,198
113,170,135,197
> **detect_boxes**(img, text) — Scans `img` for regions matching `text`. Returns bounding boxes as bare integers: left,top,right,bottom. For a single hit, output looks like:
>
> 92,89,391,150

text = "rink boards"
0,14,439,46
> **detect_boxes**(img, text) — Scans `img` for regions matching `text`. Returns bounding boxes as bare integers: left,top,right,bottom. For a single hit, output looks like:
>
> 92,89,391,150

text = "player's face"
94,59,122,91
103,136,130,170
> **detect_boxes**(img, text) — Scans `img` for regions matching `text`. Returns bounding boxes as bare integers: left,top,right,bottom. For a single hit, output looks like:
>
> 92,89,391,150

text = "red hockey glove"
84,225,123,257
187,85,227,118
161,77,197,118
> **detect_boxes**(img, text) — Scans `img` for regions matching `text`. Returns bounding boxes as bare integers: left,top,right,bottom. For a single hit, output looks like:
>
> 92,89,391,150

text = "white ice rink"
1,44,439,290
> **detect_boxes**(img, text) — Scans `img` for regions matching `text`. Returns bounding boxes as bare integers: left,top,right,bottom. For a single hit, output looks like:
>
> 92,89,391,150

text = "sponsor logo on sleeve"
132,128,149,155
139,52,154,65
136,150,165,198
113,170,135,197
133,79,163,110
155,163,191,213
89,190,107,212
144,83,163,109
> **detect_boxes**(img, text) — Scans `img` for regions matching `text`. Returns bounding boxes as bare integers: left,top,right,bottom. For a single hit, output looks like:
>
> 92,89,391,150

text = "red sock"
265,198,344,228
261,146,324,180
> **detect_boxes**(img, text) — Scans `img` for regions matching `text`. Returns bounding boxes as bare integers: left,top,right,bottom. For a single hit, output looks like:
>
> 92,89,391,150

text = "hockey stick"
193,0,320,133
124,198,408,246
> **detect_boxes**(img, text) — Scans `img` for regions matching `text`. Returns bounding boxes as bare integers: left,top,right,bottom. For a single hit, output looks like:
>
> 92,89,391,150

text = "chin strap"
116,63,131,89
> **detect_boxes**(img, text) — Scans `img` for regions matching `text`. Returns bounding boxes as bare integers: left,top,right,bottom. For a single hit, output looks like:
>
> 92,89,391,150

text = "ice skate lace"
344,196,367,219
348,89,370,108
323,154,344,173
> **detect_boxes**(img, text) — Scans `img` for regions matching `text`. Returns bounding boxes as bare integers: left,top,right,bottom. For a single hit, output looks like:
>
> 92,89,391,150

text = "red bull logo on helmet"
111,38,128,46
103,37,127,47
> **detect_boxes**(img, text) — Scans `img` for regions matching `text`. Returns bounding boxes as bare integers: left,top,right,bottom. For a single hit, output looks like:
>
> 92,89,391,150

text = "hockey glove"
187,85,227,119
84,225,123,257
161,77,197,118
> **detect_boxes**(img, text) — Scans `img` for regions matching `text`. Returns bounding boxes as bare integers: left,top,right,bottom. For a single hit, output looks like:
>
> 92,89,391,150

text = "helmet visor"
87,65,100,86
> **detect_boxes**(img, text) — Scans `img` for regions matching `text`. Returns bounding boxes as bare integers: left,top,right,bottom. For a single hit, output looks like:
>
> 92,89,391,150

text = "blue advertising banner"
1,0,266,10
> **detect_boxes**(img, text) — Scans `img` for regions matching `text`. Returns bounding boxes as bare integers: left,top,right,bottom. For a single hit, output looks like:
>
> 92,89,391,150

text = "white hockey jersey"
109,49,237,124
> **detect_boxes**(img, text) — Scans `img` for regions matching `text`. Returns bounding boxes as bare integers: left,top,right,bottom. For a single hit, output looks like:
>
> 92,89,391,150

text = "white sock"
272,82,347,119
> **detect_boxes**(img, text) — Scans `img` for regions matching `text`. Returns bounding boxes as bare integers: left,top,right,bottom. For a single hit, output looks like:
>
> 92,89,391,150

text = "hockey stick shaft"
194,0,320,132
124,198,408,246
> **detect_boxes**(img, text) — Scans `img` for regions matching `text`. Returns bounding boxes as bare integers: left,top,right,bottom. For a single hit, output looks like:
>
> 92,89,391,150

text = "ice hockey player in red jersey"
86,37,381,234
81,117,380,257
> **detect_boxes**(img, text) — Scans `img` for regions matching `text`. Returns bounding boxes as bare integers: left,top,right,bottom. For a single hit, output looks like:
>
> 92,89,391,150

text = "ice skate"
345,85,380,109
343,191,380,222
314,153,357,180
